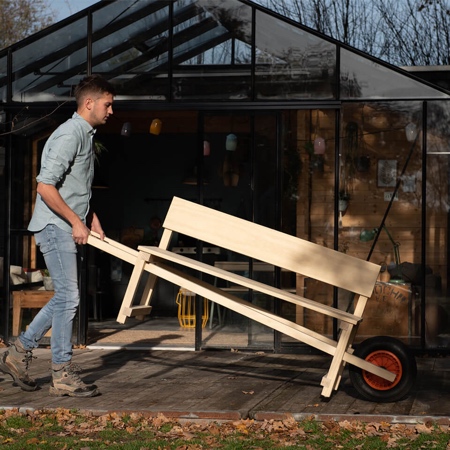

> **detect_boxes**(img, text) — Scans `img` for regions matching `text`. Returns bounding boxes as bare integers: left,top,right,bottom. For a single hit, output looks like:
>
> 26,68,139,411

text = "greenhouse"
1,0,450,353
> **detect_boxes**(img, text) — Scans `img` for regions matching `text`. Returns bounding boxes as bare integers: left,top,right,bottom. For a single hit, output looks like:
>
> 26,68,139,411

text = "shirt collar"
72,112,96,136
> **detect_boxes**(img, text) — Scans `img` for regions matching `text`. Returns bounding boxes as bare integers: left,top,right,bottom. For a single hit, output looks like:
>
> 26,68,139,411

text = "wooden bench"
210,261,296,329
12,290,53,336
88,196,397,398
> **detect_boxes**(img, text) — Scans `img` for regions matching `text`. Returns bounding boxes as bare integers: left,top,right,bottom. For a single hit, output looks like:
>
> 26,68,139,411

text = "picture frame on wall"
377,159,397,187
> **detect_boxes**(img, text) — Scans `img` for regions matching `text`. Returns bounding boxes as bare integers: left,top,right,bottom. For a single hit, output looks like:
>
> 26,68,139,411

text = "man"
0,74,115,397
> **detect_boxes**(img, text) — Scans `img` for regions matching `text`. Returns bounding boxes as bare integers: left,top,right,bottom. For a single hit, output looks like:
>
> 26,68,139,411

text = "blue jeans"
20,224,79,365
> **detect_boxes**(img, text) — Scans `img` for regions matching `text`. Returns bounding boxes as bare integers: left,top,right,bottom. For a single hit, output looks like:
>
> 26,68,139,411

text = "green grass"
0,408,449,449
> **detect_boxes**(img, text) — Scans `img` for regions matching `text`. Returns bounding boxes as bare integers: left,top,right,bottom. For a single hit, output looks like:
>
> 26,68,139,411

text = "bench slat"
144,260,394,382
162,197,380,298
138,246,362,325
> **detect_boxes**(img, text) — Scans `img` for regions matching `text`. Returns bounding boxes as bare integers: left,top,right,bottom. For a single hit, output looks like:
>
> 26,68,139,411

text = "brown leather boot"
50,362,98,397
0,340,37,391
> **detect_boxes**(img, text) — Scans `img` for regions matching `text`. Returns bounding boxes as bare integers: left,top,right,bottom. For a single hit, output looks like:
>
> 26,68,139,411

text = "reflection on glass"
12,18,87,101
426,100,450,346
427,101,450,154
174,0,252,101
0,55,6,102
425,151,449,345
93,1,170,99
255,11,336,100
341,48,449,99
338,101,423,344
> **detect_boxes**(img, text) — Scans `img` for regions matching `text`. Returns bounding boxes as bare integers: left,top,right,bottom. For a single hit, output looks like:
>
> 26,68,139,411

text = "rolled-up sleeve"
37,133,78,186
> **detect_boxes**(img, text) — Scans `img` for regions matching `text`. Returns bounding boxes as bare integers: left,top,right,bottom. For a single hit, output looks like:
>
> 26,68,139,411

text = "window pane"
255,11,336,100
93,0,170,100
12,18,87,102
426,101,450,347
340,101,422,344
287,109,337,341
341,49,448,100
173,0,252,101
0,55,6,103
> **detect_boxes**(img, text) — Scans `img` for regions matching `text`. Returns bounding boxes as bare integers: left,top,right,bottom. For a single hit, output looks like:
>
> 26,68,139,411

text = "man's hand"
90,212,105,240
72,221,91,245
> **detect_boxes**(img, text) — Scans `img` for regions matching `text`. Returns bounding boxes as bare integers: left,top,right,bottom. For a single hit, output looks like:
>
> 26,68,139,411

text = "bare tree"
257,0,386,57
256,0,450,66
0,0,54,50
376,0,450,66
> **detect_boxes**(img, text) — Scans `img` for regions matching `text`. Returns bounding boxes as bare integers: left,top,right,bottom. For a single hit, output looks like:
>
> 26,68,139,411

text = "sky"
48,0,100,23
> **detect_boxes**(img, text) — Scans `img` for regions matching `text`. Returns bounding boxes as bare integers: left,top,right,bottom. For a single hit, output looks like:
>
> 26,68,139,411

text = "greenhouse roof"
0,0,448,103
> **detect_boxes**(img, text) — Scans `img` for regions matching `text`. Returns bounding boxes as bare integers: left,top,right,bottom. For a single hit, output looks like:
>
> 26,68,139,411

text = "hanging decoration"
313,136,326,155
313,110,326,155
226,133,237,151
150,118,162,135
121,122,132,137
405,123,418,142
203,140,210,156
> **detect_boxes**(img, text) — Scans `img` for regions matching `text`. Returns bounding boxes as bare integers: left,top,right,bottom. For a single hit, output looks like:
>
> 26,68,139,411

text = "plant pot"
338,199,348,212
43,276,54,291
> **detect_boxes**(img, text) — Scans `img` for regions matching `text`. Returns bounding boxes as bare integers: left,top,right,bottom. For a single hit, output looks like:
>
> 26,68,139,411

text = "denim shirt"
28,112,95,234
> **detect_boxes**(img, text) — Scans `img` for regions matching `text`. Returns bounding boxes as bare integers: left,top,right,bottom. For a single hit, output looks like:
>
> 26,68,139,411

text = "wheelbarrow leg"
117,251,151,324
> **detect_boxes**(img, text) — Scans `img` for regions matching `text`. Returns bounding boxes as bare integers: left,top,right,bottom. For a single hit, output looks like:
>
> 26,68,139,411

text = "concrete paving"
0,346,449,424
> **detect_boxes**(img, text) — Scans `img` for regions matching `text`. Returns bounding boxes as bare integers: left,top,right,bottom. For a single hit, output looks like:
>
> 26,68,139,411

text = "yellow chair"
175,288,208,328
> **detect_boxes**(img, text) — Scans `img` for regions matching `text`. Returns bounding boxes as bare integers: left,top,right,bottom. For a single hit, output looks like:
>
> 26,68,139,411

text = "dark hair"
74,74,116,106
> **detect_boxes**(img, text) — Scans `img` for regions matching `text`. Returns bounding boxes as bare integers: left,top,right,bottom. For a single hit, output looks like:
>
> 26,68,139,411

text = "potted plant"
41,269,54,291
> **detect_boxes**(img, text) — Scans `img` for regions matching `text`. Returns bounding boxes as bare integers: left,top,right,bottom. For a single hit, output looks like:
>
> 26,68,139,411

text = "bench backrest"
162,197,380,298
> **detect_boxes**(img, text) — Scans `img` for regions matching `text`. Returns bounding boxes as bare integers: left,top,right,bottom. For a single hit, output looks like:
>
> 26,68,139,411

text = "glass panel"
251,114,279,346
339,101,423,345
200,113,252,348
200,112,279,349
426,101,450,348
281,109,337,343
12,18,88,101
93,0,170,99
255,11,336,100
0,55,7,102
173,0,252,101
341,48,449,100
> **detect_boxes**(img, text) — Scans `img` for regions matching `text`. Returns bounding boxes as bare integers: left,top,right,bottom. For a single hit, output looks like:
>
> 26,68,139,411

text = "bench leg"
135,271,159,320
321,295,368,397
12,296,22,337
320,322,354,397
117,252,151,324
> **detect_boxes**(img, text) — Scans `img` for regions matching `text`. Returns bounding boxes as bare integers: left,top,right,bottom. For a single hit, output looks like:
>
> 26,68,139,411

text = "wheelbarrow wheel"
348,336,417,402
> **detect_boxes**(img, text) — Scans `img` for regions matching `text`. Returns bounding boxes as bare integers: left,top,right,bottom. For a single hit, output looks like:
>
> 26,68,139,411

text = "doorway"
86,110,289,350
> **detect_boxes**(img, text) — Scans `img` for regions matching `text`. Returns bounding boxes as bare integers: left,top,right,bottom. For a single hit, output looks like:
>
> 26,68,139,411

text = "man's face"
86,92,114,127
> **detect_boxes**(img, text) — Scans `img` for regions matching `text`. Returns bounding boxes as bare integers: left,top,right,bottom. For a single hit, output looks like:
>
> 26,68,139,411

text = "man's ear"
85,97,94,110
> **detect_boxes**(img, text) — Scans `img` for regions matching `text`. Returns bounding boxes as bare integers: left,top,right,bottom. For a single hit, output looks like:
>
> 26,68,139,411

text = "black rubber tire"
348,336,417,402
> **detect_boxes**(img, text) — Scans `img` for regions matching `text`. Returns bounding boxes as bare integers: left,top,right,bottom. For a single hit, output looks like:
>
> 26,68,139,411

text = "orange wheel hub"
362,350,402,390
